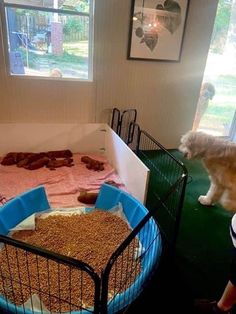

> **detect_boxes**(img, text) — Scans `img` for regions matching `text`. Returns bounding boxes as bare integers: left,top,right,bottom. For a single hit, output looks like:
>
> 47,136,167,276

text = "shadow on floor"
125,255,195,314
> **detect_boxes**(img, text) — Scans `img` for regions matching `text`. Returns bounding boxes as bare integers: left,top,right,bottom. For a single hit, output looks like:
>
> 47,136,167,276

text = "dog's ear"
190,131,217,158
179,131,194,158
182,131,206,159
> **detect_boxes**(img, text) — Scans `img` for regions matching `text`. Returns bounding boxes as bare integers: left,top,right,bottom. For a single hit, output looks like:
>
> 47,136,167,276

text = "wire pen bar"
0,236,100,314
110,108,137,144
110,111,187,250
136,130,188,251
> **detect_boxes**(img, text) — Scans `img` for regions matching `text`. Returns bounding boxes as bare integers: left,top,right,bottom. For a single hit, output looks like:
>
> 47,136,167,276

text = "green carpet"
171,150,233,299
127,149,234,313
138,149,233,299
138,149,186,243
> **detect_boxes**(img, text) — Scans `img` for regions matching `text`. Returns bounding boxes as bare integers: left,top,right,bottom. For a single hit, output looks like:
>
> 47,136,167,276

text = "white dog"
179,131,236,212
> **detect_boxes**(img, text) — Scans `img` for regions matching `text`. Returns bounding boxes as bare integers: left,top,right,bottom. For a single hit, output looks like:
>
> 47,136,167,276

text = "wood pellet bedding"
0,210,141,312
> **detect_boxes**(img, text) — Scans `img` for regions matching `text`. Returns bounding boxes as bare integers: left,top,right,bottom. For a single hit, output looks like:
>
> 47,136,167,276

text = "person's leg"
195,253,236,313
217,281,236,311
194,298,232,313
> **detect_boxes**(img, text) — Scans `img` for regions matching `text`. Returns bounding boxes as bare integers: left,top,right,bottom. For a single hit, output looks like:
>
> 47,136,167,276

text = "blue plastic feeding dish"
0,184,162,314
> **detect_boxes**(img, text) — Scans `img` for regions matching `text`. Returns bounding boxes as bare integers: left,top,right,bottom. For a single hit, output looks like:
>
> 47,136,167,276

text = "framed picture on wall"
127,0,189,62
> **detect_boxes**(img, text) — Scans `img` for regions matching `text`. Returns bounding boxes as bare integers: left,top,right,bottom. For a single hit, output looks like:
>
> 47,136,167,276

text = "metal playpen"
110,108,137,145
111,108,188,250
0,110,187,314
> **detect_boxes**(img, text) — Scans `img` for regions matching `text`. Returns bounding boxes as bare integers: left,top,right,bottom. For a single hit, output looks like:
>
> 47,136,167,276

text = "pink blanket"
0,153,125,208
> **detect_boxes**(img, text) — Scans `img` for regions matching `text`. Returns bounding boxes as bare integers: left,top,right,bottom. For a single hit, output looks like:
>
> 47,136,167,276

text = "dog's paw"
198,195,213,206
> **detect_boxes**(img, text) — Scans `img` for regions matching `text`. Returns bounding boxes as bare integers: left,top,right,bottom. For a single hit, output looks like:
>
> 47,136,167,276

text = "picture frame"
127,0,189,62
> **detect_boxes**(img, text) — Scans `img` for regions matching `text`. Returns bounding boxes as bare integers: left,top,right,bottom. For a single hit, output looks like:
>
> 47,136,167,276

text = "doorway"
193,0,236,139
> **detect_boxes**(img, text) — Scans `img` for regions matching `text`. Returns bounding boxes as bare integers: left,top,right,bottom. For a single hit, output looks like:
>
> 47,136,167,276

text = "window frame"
0,0,94,81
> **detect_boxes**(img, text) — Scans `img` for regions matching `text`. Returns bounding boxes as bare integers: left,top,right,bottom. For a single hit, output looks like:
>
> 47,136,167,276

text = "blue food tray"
0,184,162,313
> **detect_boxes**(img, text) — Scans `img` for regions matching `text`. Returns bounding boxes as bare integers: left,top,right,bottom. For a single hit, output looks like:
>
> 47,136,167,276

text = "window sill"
8,73,94,83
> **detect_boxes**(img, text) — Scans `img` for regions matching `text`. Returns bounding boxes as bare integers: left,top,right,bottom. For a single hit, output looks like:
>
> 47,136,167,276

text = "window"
1,0,94,80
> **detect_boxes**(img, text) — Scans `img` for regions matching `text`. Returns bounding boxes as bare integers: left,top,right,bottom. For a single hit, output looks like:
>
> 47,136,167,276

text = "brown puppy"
46,158,74,170
78,191,98,205
81,156,104,171
25,157,50,170
47,150,72,159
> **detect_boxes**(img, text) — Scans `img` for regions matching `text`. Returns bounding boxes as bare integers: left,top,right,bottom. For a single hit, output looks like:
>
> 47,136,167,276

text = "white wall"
0,0,218,147
94,0,218,147
0,123,105,154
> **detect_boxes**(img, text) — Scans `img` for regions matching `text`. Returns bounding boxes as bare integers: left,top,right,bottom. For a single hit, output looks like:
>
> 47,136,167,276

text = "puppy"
46,158,74,170
47,150,72,159
179,131,236,212
81,156,104,171
78,191,98,205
